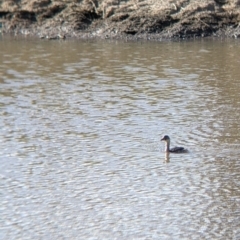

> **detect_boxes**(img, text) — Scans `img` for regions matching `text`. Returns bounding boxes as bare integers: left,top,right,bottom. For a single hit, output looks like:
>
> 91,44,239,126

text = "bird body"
161,135,187,153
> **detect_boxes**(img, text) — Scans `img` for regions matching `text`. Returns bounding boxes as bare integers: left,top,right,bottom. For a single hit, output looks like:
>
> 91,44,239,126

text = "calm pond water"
0,36,240,239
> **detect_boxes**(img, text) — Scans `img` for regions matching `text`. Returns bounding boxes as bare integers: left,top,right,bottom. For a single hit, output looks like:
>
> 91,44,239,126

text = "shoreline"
1,0,240,41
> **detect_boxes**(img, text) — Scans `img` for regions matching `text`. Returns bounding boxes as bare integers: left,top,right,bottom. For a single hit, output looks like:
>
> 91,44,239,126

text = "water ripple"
0,38,239,239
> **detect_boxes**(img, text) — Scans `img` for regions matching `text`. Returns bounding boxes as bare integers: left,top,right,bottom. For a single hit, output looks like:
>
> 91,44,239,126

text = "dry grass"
1,0,239,16
1,0,19,12
84,0,240,18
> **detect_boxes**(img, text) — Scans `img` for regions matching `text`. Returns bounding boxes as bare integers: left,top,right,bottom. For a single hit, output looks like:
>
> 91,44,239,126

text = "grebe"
161,135,187,153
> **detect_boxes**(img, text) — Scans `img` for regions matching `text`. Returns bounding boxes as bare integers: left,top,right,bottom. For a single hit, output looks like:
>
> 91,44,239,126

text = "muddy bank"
0,0,240,40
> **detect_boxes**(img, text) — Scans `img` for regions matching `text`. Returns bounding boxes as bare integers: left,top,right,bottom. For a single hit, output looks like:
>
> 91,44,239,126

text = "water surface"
0,37,240,239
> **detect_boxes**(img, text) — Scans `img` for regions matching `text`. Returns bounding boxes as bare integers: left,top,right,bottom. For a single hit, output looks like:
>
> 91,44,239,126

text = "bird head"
161,135,170,141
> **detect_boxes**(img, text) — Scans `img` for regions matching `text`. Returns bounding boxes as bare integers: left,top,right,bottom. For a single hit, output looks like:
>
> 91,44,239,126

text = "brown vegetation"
0,0,240,40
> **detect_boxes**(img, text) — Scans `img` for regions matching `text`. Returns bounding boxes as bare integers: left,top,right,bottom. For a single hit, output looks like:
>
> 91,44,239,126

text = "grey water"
0,36,240,239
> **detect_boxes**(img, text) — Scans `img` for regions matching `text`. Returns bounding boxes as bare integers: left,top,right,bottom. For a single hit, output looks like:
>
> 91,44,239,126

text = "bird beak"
161,137,164,141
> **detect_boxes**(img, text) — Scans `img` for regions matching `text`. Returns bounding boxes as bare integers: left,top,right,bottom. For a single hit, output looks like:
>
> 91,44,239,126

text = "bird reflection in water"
164,152,170,163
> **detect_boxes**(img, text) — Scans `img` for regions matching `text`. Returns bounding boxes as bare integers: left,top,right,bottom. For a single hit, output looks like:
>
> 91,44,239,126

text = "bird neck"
165,140,170,152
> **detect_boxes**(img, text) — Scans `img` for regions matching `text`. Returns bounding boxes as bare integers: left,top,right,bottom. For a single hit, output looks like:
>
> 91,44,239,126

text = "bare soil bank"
1,0,240,40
